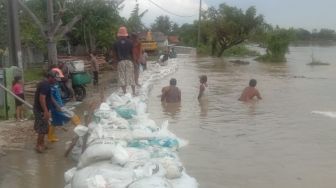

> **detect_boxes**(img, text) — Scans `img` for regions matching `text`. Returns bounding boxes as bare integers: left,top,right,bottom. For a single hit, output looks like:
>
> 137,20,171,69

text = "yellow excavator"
140,31,158,53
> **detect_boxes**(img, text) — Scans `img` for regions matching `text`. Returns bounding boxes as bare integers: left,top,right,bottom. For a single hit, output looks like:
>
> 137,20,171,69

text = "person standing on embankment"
33,71,57,153
113,26,136,95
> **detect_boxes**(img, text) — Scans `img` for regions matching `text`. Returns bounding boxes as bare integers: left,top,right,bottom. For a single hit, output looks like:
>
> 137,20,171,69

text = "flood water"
147,46,336,188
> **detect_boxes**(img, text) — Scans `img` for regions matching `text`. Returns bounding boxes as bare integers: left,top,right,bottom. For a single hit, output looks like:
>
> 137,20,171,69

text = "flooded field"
147,46,336,188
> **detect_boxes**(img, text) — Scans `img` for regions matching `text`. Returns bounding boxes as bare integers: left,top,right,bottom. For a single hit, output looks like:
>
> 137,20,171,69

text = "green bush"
24,68,44,82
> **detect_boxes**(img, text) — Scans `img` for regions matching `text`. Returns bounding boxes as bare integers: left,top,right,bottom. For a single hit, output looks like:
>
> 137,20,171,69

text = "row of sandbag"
64,60,198,188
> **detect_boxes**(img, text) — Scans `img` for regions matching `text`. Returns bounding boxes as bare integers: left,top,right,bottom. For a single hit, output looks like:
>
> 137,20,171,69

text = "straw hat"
117,26,128,37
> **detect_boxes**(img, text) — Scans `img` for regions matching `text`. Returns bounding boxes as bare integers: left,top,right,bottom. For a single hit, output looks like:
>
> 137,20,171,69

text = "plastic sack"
74,125,88,137
111,145,129,166
115,106,137,119
72,162,134,188
87,175,107,188
168,172,199,188
127,177,172,188
99,103,110,111
107,93,126,107
149,138,179,149
77,139,116,168
157,121,188,148
128,139,150,149
64,167,77,184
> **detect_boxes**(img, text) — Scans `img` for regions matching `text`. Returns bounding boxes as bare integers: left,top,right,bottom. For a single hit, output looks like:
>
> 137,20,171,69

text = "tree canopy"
203,4,264,56
151,15,179,35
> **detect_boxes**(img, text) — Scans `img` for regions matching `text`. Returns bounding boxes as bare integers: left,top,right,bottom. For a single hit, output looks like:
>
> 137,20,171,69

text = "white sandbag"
72,162,134,188
131,115,158,132
126,148,151,163
136,101,147,115
157,121,189,148
74,125,89,137
99,103,110,111
111,145,129,166
89,128,133,142
127,177,173,188
132,128,154,140
71,137,85,161
169,172,199,188
107,93,126,107
64,167,77,184
78,139,116,168
87,175,107,188
154,157,183,179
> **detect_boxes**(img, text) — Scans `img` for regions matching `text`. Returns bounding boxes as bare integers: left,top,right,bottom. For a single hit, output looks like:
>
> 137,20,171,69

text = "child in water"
198,75,208,100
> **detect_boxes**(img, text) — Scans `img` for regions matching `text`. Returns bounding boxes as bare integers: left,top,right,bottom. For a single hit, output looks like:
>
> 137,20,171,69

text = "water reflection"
161,102,181,119
199,98,209,117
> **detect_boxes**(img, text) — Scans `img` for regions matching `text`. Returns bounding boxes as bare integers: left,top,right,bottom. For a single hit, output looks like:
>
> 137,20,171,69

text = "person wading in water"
239,79,262,102
161,78,181,103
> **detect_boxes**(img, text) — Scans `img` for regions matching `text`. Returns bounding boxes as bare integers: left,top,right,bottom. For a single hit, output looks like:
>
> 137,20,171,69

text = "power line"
145,0,197,18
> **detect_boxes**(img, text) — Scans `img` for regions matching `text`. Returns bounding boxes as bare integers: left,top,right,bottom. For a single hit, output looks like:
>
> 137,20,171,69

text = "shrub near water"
256,29,293,62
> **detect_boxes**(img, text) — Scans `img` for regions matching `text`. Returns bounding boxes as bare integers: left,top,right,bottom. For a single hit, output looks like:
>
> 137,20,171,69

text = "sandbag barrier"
64,59,198,188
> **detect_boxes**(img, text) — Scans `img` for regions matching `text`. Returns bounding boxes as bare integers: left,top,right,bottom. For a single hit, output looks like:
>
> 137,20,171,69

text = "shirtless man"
161,78,181,103
239,79,262,102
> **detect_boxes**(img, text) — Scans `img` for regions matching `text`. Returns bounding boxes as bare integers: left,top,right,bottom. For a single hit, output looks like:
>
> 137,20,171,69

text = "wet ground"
0,69,119,188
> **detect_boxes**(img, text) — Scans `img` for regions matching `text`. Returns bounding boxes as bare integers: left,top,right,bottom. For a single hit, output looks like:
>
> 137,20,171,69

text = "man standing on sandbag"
113,26,136,95
33,71,57,153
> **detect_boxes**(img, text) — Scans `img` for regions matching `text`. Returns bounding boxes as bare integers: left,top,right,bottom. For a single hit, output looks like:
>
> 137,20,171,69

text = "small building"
168,36,180,45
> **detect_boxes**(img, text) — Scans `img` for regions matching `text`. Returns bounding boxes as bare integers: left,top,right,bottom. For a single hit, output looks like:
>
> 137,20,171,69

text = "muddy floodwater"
1,45,336,188
148,46,336,188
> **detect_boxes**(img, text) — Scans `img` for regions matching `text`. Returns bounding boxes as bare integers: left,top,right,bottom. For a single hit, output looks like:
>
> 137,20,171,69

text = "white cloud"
120,0,208,27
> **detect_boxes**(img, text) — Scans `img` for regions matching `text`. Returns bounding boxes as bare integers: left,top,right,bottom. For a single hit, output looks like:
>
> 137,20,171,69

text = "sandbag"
64,167,77,184
77,139,116,168
127,177,173,188
74,125,89,137
111,145,129,166
115,106,137,119
72,162,134,188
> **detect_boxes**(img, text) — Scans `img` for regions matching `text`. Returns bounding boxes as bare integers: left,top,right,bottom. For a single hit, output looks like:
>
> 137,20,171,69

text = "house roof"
168,36,180,44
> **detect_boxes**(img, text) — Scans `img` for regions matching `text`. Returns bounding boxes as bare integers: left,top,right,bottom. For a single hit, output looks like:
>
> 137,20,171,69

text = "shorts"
50,109,70,126
118,60,135,86
15,93,25,107
34,110,49,134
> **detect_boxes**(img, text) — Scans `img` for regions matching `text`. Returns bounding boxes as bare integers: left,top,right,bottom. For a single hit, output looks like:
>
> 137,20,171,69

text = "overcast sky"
120,0,336,31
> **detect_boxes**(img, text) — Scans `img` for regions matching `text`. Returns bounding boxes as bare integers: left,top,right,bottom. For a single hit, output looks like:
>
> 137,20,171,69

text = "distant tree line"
1,0,335,65
293,28,336,41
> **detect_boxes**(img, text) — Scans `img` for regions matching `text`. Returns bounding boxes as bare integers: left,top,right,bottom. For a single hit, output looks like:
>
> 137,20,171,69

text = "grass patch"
24,68,44,82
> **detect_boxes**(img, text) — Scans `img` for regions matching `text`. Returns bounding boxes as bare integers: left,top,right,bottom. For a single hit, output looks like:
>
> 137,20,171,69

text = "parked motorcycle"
59,61,92,102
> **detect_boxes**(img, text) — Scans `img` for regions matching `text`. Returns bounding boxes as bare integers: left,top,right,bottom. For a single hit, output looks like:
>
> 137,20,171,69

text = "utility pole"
197,0,202,47
7,0,23,68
